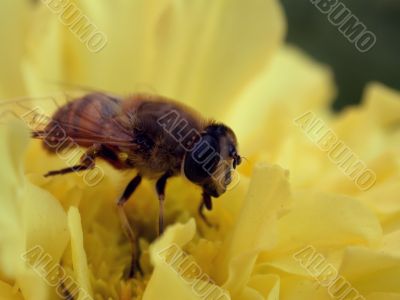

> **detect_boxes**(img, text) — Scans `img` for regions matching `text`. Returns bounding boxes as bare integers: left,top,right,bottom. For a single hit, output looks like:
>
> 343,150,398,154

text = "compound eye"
183,134,220,184
228,144,235,157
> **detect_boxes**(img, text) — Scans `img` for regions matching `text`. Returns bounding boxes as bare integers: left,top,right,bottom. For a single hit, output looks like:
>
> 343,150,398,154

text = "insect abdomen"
40,93,123,152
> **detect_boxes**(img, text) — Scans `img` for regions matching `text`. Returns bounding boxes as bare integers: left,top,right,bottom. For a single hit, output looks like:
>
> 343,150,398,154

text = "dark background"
281,0,400,110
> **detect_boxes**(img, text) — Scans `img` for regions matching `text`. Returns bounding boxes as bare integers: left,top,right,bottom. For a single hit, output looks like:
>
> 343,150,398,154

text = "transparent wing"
0,92,138,147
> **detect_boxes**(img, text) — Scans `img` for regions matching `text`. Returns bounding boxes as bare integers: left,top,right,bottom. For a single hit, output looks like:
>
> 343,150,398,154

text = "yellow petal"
145,220,230,300
227,46,336,158
279,275,331,300
364,82,400,127
0,121,69,300
67,206,93,300
0,281,23,300
160,0,287,117
339,246,400,296
0,0,30,98
367,293,400,300
239,274,280,300
276,192,382,250
215,164,291,296
359,173,400,231
22,4,67,96
256,191,382,282
149,218,196,266
381,230,400,258
23,0,286,118
143,263,203,300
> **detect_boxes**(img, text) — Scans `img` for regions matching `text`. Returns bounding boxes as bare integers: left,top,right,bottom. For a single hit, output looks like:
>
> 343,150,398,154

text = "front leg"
198,191,213,227
44,144,101,177
155,171,173,235
117,174,142,277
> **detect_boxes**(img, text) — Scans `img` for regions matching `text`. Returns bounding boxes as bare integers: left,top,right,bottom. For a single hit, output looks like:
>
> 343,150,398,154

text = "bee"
28,92,242,275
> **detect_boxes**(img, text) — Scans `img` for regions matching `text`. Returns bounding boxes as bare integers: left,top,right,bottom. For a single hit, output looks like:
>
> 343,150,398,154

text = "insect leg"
116,174,142,278
198,192,214,227
44,144,101,177
117,174,142,206
155,171,173,235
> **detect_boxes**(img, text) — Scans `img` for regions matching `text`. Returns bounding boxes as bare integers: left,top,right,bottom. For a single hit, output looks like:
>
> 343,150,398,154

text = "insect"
27,92,242,276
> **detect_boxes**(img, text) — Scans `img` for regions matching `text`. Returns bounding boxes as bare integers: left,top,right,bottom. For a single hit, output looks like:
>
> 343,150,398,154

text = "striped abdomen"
38,93,131,151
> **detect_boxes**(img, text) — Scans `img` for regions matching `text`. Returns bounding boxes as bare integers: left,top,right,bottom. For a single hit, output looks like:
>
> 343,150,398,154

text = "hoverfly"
2,92,242,276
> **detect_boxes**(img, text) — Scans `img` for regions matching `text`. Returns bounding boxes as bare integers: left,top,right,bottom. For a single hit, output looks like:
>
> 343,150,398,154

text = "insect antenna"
45,80,120,98
241,156,249,163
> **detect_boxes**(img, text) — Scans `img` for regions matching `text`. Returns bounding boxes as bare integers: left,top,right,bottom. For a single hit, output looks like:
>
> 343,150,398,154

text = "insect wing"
0,92,135,147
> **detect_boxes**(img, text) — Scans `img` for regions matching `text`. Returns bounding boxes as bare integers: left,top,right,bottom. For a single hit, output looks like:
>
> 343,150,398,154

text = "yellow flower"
1,1,400,300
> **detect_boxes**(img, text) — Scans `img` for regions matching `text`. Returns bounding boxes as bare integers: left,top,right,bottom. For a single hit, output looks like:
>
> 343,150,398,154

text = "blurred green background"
281,0,400,110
